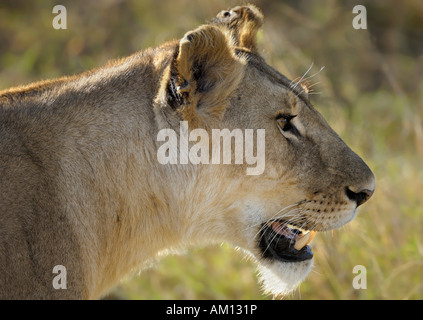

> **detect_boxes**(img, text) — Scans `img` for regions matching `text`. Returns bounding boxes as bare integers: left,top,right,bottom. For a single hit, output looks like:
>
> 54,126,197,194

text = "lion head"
153,5,375,296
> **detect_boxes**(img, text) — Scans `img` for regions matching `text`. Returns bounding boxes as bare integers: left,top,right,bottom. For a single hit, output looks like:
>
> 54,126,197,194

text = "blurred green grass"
1,0,422,299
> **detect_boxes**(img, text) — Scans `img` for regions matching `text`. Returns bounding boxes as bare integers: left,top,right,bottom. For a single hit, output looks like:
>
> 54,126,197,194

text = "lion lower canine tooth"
294,231,311,250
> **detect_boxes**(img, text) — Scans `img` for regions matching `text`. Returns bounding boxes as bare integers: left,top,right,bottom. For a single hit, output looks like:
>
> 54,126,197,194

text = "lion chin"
257,259,313,297
239,247,313,297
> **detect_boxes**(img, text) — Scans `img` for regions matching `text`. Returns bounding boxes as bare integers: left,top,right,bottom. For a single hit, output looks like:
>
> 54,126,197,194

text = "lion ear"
212,5,264,52
169,25,245,125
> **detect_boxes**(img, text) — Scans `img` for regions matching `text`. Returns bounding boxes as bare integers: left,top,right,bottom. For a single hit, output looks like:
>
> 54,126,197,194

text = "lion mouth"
258,220,316,262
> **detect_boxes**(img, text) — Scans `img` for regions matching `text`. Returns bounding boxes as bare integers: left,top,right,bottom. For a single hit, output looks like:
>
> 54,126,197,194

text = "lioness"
0,5,374,299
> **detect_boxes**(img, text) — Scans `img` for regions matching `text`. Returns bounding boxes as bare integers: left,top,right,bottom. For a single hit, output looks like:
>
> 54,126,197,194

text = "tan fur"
212,5,264,52
0,5,374,299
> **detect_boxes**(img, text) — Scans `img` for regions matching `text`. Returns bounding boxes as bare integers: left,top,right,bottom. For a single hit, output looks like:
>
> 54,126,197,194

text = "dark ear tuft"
185,33,194,42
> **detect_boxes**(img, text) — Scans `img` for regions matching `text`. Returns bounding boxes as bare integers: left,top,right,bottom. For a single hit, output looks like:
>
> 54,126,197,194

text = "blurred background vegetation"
0,0,422,299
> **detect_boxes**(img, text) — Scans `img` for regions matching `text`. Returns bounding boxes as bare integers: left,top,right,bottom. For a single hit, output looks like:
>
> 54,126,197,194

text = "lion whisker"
300,66,325,84
251,206,306,242
262,208,313,255
289,62,314,90
243,200,308,235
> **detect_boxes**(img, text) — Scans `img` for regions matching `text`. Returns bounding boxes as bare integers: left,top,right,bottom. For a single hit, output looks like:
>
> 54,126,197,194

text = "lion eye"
276,114,297,132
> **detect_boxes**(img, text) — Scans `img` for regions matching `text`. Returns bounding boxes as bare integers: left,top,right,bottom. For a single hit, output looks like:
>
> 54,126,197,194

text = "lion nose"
345,185,374,207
